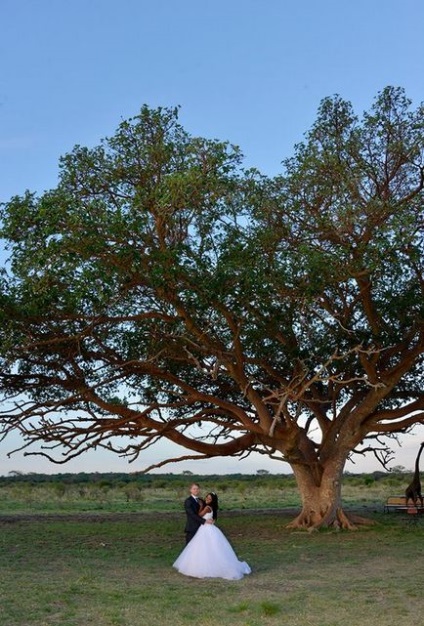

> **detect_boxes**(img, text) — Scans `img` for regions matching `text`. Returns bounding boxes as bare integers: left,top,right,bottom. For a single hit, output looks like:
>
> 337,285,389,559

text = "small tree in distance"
1,87,423,529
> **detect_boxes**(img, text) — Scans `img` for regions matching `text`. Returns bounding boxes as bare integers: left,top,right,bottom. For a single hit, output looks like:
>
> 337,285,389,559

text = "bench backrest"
386,496,407,505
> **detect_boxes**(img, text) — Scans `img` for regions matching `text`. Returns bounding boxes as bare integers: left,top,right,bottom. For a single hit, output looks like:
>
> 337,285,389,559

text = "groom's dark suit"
184,495,205,544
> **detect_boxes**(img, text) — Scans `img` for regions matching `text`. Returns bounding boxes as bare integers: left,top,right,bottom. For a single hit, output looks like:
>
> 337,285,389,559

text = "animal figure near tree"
405,442,424,507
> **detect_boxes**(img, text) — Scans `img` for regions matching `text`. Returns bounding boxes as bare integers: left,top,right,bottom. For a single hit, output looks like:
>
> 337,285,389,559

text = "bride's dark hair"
207,492,219,520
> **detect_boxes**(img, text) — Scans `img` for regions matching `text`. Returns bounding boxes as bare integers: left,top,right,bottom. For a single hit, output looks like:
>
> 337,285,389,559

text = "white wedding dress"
173,511,251,580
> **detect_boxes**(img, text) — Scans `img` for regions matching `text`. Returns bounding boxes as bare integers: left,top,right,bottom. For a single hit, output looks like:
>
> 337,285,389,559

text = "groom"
184,483,213,544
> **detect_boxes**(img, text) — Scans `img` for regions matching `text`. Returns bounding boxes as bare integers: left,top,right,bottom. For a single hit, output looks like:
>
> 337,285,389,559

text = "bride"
173,492,251,580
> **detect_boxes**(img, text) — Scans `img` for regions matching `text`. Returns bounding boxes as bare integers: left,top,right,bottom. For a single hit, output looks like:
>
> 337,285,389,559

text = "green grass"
1,509,423,626
0,478,302,514
0,474,422,625
0,470,403,515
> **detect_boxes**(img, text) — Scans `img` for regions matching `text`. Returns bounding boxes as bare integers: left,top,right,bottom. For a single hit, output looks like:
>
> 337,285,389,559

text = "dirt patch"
0,506,378,525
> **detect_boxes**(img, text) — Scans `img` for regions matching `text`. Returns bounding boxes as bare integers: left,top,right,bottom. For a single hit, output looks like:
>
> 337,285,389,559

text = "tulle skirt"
173,523,251,580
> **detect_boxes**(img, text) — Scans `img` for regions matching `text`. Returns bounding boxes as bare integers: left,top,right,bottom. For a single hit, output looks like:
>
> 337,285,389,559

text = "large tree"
1,88,423,528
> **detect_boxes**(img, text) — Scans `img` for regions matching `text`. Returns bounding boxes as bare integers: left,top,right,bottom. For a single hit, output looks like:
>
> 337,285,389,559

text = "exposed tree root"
286,507,375,530
347,512,376,526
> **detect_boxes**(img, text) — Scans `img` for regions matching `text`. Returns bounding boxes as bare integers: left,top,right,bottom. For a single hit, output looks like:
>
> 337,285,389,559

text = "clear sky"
1,0,423,475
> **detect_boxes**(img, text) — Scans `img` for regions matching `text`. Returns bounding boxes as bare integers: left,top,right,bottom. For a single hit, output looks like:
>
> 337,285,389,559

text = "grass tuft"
260,601,281,616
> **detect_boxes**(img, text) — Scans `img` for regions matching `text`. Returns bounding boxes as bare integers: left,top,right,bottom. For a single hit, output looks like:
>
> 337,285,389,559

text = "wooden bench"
384,496,424,515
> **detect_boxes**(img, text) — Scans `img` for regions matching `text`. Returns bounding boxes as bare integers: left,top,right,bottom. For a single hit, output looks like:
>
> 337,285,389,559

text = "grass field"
1,474,423,626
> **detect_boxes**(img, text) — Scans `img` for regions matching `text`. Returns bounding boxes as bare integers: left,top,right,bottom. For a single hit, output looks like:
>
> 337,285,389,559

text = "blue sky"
1,0,423,474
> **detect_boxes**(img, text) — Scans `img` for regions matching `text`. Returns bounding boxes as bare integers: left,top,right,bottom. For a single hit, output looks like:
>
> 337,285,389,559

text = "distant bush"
0,469,405,495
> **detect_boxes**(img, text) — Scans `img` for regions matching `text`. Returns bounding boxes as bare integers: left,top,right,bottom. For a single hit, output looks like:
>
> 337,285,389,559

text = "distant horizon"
0,468,411,478
2,424,424,477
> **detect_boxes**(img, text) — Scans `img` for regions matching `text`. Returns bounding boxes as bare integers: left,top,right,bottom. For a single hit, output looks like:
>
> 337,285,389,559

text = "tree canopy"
1,87,423,528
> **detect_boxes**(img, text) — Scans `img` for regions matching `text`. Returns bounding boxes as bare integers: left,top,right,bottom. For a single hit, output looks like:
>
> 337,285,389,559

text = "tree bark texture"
288,458,361,530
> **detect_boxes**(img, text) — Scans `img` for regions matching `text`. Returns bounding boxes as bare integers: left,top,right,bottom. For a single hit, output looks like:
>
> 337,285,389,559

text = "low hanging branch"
1,88,423,529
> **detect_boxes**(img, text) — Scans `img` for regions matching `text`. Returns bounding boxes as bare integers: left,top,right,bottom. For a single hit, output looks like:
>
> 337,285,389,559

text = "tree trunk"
287,458,364,530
